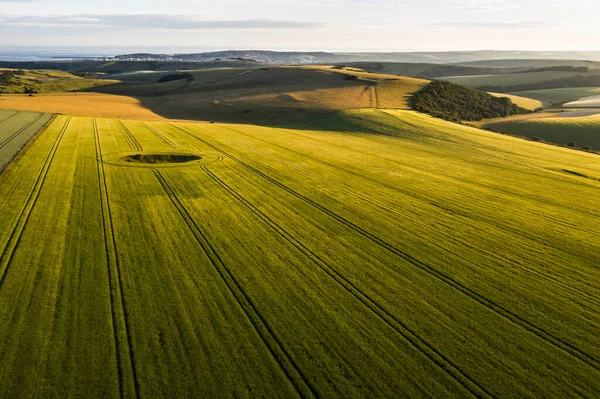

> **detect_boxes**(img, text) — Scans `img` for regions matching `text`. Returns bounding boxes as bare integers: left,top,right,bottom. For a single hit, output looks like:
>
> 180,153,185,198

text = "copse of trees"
158,72,195,84
412,80,529,122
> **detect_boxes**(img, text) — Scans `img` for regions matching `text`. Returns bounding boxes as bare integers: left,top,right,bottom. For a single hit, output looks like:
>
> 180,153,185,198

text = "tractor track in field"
217,124,600,283
0,116,70,289
143,123,178,149
377,109,600,188
94,120,140,399
202,164,494,399
0,111,19,125
275,111,600,225
0,113,46,151
117,120,143,152
171,123,600,372
374,109,600,223
152,168,316,399
215,130,600,306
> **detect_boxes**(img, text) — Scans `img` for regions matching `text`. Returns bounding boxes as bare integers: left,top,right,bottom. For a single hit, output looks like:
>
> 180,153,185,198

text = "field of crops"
487,113,600,151
444,70,596,88
0,67,428,123
508,87,600,107
0,93,164,121
0,109,53,172
0,109,598,397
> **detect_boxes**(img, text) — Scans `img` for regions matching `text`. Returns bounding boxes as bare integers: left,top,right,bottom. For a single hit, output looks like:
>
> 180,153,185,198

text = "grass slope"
342,62,512,78
0,109,598,397
0,109,53,173
444,70,600,89
455,59,600,69
486,113,600,150
0,69,117,94
488,92,542,110
508,87,600,107
0,67,428,123
564,94,600,108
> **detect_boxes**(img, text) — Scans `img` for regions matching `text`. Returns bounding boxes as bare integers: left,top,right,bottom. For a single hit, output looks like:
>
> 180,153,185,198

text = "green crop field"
486,113,600,151
565,94,600,108
0,69,117,94
508,87,600,107
444,70,597,89
0,109,598,397
0,109,53,172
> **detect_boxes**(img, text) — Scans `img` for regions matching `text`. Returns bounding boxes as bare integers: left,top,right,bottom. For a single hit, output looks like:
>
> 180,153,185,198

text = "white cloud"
0,14,322,29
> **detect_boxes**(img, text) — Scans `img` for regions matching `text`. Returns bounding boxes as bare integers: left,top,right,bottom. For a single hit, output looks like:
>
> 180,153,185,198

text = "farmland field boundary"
0,113,46,151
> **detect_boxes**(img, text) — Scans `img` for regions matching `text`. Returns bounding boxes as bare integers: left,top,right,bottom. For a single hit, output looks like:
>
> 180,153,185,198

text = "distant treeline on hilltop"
516,66,590,74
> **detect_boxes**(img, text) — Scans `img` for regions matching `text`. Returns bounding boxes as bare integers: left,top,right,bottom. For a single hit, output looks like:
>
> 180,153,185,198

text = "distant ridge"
111,50,600,64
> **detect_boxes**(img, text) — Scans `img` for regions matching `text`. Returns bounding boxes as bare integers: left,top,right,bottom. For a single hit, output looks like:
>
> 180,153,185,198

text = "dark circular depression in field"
122,153,202,164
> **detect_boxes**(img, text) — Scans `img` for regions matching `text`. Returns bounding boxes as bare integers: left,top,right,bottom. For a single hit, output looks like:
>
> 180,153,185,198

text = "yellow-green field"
0,108,598,397
486,113,600,150
444,70,599,88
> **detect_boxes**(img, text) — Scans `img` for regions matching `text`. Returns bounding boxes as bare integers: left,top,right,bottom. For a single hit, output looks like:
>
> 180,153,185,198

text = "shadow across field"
82,67,427,125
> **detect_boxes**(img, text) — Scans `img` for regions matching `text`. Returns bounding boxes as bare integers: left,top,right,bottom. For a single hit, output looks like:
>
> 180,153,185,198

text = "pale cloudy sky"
0,0,598,51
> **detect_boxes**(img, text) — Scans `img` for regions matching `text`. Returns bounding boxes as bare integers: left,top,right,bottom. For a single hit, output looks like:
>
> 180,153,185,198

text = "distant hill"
0,68,116,94
453,59,600,69
2,55,600,78
0,59,260,74
343,60,600,79
0,66,428,123
111,51,600,64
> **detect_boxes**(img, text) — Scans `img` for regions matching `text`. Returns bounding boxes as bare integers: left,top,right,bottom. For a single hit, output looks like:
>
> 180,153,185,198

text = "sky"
0,0,599,52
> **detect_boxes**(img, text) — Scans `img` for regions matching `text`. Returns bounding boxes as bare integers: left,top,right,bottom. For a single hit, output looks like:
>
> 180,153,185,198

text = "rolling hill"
0,108,598,397
485,113,600,151
443,70,600,90
507,87,600,107
0,68,116,94
0,66,429,123
564,94,600,108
